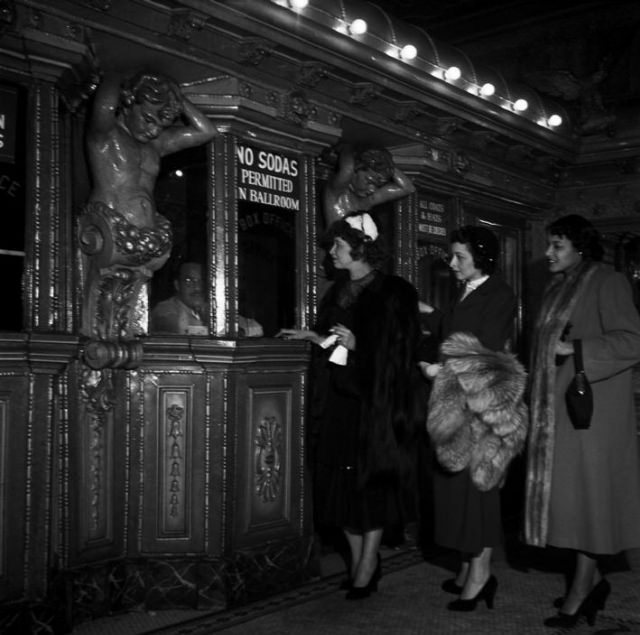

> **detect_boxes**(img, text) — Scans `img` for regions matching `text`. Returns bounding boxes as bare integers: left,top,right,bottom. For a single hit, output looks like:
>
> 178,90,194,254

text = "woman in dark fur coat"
421,225,518,611
278,212,421,600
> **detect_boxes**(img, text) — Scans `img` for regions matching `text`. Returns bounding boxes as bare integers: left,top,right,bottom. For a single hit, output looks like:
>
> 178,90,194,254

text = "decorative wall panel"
140,371,207,555
231,371,305,551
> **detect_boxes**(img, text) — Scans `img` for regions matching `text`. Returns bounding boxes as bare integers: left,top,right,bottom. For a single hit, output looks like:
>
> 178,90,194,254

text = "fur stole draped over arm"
427,332,529,491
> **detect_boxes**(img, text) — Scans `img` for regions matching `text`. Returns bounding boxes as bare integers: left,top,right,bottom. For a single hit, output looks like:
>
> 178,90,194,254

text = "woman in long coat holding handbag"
525,214,640,628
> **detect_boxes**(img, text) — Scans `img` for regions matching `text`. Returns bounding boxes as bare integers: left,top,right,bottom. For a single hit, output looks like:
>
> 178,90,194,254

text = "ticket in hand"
320,333,338,349
329,344,348,366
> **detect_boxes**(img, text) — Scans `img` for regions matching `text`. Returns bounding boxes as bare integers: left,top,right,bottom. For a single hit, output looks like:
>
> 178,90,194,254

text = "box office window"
0,83,26,331
151,145,209,334
237,144,298,337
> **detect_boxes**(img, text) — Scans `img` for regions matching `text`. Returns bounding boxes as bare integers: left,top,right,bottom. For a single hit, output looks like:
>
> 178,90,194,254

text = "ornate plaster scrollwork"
349,83,382,106
255,416,282,502
284,90,313,125
470,130,497,151
79,367,115,535
434,116,462,137
296,62,329,87
392,102,422,123
78,201,172,352
238,37,274,66
167,10,206,41
451,151,471,176
166,403,185,518
505,144,534,165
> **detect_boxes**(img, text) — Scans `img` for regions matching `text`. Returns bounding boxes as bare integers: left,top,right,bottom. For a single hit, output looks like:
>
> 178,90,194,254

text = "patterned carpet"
137,547,640,635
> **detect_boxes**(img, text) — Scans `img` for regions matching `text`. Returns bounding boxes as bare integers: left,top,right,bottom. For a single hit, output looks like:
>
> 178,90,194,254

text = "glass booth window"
0,83,26,332
238,203,295,336
237,144,299,337
150,145,209,335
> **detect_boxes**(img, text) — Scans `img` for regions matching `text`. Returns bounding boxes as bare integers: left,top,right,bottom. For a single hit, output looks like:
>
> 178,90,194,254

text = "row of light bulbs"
280,0,564,129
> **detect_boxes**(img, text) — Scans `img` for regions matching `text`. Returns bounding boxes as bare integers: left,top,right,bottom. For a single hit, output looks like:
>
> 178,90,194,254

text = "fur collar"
524,261,599,546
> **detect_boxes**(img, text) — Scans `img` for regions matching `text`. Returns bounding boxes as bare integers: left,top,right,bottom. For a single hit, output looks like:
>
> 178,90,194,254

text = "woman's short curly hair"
545,214,604,261
450,225,500,275
321,213,388,270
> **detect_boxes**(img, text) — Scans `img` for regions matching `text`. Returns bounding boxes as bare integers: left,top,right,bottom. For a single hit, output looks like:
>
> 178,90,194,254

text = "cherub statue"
79,70,218,347
322,143,415,226
86,71,217,229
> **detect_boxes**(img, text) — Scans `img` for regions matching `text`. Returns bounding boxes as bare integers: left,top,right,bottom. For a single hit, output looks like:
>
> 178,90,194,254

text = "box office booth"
1,0,640,631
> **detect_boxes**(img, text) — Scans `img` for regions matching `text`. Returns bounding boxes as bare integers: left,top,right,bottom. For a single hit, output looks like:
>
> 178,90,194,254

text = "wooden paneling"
0,376,28,600
139,371,208,554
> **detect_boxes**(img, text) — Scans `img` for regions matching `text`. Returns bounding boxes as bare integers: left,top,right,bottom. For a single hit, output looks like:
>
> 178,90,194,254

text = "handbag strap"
573,339,584,373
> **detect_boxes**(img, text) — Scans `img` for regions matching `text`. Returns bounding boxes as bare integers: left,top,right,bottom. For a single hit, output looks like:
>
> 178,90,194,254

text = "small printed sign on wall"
0,84,17,164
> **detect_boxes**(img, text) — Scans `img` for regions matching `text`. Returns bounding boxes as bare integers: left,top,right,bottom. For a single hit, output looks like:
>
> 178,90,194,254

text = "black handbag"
565,339,593,430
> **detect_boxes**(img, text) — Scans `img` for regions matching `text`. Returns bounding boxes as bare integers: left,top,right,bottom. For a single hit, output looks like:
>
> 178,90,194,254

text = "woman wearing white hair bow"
278,211,422,600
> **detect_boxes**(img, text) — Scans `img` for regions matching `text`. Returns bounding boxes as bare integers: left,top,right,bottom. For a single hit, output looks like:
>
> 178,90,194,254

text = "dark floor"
73,530,640,635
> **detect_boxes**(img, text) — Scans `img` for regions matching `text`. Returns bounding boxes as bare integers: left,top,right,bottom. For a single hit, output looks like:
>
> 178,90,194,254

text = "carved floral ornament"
255,416,282,503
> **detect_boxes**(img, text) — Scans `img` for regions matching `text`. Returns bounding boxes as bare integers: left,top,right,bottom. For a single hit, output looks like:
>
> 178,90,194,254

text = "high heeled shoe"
447,575,497,611
441,578,464,595
543,579,611,628
345,554,382,600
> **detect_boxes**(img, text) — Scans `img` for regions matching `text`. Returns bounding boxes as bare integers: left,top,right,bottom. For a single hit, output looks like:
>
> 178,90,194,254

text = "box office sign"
236,144,301,211
0,84,17,163
417,196,448,241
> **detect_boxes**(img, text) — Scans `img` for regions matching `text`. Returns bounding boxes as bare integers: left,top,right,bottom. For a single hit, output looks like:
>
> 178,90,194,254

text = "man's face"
175,263,205,312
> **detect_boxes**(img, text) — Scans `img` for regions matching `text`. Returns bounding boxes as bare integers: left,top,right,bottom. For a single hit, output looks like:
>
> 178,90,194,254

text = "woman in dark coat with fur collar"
421,225,518,611
279,212,421,600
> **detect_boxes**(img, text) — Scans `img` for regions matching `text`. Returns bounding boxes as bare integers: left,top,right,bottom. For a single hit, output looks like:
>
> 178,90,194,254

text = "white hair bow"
345,213,379,241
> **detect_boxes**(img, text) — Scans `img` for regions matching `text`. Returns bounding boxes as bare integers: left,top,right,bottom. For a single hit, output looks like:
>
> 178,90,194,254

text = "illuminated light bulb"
514,98,529,112
288,0,308,8
479,82,495,97
173,169,184,178
548,114,563,127
350,18,367,35
400,44,417,60
444,66,461,81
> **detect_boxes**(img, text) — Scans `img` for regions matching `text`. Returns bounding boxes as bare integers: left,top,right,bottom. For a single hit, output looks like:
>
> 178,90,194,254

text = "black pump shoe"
447,575,497,611
441,578,464,595
544,579,611,628
345,554,382,600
